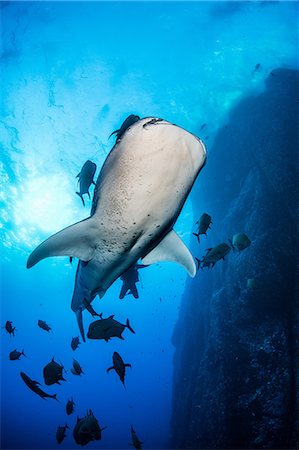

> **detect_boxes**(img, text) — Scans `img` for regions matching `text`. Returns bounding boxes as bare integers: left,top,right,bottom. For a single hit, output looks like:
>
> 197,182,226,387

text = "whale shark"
27,117,206,340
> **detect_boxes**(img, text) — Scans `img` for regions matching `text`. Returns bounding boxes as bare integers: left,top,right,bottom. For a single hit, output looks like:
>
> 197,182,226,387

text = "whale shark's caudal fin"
27,218,97,269
142,229,196,277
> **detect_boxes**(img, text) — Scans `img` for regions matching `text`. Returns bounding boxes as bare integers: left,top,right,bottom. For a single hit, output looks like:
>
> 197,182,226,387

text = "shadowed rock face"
170,68,299,449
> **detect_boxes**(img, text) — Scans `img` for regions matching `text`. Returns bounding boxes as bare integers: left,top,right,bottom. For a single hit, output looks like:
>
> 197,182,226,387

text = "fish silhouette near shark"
27,115,207,341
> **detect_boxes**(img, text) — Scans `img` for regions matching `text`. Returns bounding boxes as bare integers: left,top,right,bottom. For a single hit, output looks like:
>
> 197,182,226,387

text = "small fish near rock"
71,336,80,351
87,315,135,342
66,398,75,415
73,410,106,446
71,359,84,376
107,351,131,387
193,213,212,242
230,233,251,251
196,243,231,269
43,358,66,386
131,425,143,450
76,160,97,207
37,320,52,332
56,424,69,444
9,349,26,361
4,320,16,336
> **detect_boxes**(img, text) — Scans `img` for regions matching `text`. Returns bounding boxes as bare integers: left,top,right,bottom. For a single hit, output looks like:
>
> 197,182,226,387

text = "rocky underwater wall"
170,69,299,449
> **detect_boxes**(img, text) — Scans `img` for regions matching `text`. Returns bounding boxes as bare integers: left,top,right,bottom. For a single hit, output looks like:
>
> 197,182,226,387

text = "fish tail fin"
52,393,59,402
228,238,235,252
195,257,201,270
196,232,201,243
192,232,200,242
22,349,26,357
83,298,101,318
108,129,119,139
126,318,135,334
76,310,86,342
76,192,85,206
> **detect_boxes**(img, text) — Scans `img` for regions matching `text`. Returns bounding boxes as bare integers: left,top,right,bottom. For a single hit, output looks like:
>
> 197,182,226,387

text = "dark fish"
9,349,26,360
142,117,163,129
71,358,84,376
20,371,58,401
4,320,15,336
193,213,212,242
200,123,207,131
56,424,69,444
43,358,66,385
229,233,251,251
247,278,259,289
73,410,106,446
71,336,80,351
196,243,231,269
107,351,131,387
76,160,97,207
87,315,135,342
109,114,140,141
252,63,261,74
131,425,143,450
37,320,51,332
66,398,75,415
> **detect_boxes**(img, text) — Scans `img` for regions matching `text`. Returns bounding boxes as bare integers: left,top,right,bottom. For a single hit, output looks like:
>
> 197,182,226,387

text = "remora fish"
26,117,206,340
20,371,58,401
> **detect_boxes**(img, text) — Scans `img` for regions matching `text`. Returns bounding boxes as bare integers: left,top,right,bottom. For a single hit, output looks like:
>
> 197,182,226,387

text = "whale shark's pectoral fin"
142,230,196,277
27,218,97,268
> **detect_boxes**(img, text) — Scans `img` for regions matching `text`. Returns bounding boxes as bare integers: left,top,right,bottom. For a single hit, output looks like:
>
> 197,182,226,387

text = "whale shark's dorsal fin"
27,218,97,268
142,229,196,277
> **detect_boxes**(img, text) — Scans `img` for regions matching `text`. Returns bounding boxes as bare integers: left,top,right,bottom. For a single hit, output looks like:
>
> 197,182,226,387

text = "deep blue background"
1,1,298,449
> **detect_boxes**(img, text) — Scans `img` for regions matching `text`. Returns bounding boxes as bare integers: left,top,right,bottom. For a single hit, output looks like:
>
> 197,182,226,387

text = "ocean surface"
1,1,298,449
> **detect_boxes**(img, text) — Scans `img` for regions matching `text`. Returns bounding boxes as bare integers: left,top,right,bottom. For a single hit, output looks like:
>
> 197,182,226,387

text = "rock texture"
171,69,299,449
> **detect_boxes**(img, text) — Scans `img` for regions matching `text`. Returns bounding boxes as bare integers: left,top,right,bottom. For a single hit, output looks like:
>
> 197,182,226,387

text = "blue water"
1,1,298,449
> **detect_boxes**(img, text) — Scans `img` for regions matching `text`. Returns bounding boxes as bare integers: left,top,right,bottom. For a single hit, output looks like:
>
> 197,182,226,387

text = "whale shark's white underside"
27,117,206,340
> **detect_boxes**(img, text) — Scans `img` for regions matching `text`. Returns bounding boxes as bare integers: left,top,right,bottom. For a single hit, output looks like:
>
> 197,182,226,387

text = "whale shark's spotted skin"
27,117,206,340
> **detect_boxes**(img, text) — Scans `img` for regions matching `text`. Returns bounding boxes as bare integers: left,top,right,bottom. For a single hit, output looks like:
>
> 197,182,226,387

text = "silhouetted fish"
9,349,25,360
56,424,69,444
107,351,131,387
38,320,51,332
73,410,106,446
76,160,97,206
20,372,58,401
87,315,135,342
